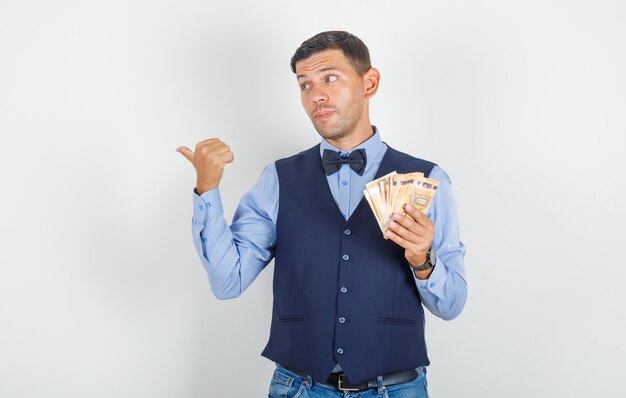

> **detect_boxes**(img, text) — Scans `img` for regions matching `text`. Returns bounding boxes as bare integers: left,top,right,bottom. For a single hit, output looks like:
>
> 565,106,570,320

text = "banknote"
364,172,439,235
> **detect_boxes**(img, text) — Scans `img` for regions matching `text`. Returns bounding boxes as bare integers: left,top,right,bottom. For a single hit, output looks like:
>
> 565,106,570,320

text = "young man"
177,31,467,397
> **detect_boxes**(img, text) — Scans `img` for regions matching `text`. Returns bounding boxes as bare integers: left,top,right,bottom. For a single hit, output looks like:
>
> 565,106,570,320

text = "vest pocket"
278,315,305,322
378,317,415,325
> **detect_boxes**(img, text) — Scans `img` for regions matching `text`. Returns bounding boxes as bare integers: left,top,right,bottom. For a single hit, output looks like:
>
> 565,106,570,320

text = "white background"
1,0,625,396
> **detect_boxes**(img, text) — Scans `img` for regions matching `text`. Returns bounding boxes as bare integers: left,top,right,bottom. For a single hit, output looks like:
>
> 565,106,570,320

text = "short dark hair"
290,31,372,75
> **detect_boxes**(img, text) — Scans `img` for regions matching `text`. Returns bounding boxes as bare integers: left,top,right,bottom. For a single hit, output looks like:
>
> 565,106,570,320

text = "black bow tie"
321,149,367,176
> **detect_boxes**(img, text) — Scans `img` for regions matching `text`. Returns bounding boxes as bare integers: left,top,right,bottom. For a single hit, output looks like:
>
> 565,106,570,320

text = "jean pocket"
418,367,428,392
268,369,305,398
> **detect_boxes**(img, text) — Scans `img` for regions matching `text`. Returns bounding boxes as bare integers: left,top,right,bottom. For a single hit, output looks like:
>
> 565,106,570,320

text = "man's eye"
326,75,338,83
301,83,311,91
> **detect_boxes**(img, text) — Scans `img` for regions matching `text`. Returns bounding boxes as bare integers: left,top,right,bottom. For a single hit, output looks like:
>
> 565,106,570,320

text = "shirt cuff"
192,187,224,220
414,254,446,297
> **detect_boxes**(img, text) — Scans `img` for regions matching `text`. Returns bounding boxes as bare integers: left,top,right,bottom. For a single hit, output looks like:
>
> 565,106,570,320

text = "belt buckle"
337,374,359,392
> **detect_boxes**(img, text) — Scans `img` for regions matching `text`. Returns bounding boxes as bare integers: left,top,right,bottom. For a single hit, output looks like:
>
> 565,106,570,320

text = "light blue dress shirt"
191,128,467,320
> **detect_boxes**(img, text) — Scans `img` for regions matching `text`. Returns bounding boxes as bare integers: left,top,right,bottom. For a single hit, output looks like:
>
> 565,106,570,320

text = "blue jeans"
268,365,429,398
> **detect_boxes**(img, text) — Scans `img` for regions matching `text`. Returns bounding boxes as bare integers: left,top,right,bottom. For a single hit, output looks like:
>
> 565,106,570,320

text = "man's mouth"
314,110,335,121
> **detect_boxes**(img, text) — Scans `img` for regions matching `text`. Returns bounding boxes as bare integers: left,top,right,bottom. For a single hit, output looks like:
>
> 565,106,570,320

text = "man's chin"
316,129,343,141
313,123,341,140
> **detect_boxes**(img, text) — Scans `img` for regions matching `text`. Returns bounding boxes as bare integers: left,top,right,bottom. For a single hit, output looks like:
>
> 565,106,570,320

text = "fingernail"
392,212,400,220
405,204,413,210
388,220,396,227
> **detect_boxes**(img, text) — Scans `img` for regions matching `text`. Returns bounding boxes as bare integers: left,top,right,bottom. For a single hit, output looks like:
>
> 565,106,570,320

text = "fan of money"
363,172,440,236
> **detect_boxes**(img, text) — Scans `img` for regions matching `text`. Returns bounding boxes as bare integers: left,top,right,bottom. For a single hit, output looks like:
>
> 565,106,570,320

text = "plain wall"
1,0,625,396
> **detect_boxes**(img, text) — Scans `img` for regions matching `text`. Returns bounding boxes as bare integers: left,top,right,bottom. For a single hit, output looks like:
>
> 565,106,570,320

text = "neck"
326,122,374,151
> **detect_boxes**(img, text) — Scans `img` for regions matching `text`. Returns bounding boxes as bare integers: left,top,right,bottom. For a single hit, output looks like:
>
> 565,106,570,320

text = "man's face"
295,49,368,142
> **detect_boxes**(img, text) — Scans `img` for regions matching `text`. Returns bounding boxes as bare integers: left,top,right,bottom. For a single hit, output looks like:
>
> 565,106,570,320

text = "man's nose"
311,86,328,104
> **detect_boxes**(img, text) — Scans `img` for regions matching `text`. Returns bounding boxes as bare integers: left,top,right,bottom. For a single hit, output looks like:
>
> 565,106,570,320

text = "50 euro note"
364,171,439,236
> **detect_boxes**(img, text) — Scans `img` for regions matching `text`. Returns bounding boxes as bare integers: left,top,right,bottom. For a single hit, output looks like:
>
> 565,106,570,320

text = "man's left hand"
384,204,434,279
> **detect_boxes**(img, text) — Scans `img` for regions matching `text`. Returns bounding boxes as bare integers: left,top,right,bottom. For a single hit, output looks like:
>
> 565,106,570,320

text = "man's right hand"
176,138,234,195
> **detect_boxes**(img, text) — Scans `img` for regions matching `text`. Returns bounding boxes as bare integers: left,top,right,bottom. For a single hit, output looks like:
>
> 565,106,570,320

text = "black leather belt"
285,367,419,392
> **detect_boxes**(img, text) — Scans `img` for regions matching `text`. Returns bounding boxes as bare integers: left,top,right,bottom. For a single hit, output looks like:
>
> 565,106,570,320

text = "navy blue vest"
261,144,436,385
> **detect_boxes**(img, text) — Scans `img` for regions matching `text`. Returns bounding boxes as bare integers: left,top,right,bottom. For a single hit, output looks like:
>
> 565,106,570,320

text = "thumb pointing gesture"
176,138,234,194
176,146,194,163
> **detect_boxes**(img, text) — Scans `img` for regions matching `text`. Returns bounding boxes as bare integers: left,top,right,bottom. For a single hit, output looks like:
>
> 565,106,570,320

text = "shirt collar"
319,125,383,173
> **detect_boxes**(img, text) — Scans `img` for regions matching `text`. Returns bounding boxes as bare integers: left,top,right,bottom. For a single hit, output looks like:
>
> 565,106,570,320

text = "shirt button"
429,283,436,288
340,287,348,294
342,254,350,261
197,205,203,210
344,229,351,236
338,317,346,324
336,348,344,355
341,180,348,186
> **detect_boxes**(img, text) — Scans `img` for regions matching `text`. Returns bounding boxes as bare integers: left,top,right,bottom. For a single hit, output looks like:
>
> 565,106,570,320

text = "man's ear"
363,68,380,99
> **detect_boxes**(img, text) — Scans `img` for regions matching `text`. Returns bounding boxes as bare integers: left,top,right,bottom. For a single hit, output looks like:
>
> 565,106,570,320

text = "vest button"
336,348,344,355
340,287,348,293
338,317,346,324
342,254,350,261
344,229,351,236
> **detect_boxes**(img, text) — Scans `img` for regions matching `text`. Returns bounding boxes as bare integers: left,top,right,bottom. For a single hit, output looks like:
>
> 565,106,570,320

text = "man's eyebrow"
296,67,340,80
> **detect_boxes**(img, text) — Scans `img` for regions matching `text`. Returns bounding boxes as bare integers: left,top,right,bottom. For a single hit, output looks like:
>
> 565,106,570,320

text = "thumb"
176,146,194,163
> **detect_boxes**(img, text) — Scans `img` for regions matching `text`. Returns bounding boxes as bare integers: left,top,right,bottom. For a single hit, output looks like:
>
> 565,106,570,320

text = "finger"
212,143,232,155
211,143,233,162
386,225,431,265
176,146,194,163
196,137,221,146
388,219,426,244
384,228,412,250
404,204,432,227
200,142,233,159
196,140,226,153
390,212,428,237
218,150,235,164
